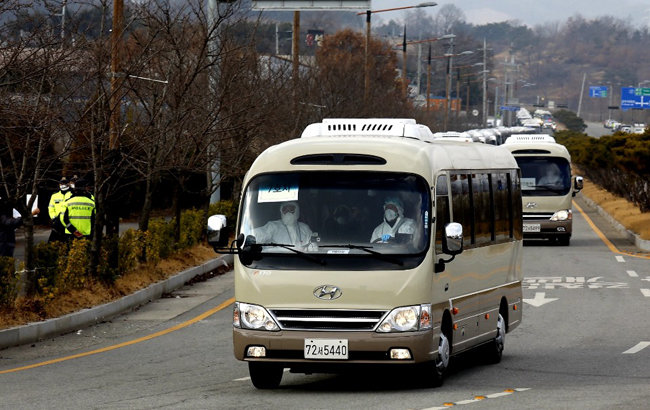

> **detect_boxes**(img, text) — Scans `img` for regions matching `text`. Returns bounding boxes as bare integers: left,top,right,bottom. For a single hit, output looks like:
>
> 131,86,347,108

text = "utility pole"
292,11,300,107
109,0,124,151
577,72,587,118
482,38,487,127
207,0,223,204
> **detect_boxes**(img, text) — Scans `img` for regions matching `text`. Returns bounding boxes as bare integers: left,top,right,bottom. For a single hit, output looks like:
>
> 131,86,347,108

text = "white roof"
300,118,434,140
504,134,556,144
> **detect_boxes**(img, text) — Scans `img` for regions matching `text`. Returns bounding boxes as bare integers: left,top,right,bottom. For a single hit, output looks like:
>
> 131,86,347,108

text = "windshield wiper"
530,185,566,193
251,243,326,265
325,244,404,266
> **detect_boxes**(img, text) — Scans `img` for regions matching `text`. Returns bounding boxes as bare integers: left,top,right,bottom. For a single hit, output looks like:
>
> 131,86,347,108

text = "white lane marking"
523,292,558,307
623,342,650,354
615,255,625,263
626,270,638,277
641,289,650,297
421,388,531,410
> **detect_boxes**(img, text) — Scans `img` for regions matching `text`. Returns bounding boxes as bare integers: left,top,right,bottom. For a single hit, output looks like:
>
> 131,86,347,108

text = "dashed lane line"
627,270,638,277
421,388,531,409
615,255,626,263
641,289,650,297
623,342,650,354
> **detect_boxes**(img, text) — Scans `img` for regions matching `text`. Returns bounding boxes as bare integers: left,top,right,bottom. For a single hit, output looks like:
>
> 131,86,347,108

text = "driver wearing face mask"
370,197,416,243
253,201,316,251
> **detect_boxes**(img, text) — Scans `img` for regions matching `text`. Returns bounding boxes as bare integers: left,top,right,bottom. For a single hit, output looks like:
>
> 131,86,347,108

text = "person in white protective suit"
253,201,316,251
538,163,563,186
370,197,416,243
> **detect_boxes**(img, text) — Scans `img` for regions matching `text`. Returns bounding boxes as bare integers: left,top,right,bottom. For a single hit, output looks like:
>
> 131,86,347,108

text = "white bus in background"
503,135,583,245
208,118,524,389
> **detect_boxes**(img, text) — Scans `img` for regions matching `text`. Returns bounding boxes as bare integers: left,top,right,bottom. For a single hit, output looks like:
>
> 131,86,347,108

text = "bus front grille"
270,309,387,331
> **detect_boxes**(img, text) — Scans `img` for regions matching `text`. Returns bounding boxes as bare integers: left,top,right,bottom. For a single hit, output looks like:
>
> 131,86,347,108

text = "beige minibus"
503,134,583,245
208,118,524,389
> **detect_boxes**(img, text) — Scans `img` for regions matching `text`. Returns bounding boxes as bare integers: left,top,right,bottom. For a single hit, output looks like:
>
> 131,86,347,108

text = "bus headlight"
550,210,572,221
234,302,280,331
377,304,432,333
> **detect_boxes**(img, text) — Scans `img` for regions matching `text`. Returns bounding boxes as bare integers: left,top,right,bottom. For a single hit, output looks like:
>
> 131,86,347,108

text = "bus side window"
435,174,449,253
450,173,472,246
473,173,491,246
493,172,510,242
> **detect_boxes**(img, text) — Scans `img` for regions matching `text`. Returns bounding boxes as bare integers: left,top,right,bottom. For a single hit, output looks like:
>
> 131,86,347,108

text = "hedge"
0,200,237,307
556,130,650,212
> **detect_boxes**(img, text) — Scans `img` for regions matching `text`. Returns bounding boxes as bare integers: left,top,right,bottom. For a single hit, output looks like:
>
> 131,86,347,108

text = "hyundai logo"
526,202,537,209
313,285,342,300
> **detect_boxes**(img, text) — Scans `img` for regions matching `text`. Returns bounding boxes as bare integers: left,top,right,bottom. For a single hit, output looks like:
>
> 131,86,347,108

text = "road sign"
621,87,650,110
589,86,608,98
635,87,650,96
500,106,519,112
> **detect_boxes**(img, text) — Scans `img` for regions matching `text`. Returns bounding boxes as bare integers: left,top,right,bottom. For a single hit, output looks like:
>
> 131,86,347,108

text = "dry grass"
580,178,650,240
0,245,218,330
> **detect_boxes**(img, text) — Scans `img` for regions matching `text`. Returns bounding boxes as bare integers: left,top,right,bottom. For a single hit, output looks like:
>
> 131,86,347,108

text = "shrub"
0,256,18,307
57,239,91,292
178,208,205,249
32,241,69,300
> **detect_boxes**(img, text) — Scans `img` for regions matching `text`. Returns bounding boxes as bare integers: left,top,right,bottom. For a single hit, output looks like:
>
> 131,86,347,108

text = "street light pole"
360,2,437,104
426,44,431,112
364,10,371,103
402,26,407,98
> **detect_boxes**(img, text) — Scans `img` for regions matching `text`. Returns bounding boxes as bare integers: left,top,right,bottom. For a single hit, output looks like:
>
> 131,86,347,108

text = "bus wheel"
485,313,505,364
433,331,451,386
418,328,450,387
557,235,570,246
248,362,283,389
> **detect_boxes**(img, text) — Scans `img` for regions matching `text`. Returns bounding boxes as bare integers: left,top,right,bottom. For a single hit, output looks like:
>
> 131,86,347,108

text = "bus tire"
249,362,283,389
484,313,505,364
558,235,570,246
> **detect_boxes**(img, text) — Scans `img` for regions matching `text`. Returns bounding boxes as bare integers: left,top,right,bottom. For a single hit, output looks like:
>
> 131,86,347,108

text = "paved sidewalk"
0,254,233,349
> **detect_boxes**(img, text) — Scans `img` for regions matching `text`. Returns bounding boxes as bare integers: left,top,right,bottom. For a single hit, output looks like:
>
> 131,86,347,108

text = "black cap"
75,178,89,189
59,177,69,184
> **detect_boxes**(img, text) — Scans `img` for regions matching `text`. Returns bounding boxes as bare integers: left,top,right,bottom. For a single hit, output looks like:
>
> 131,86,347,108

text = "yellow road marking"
0,297,235,375
574,202,650,260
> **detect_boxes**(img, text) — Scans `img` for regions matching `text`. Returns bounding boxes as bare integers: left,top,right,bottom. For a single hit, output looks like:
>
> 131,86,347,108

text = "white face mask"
384,209,397,222
60,185,69,191
281,211,298,226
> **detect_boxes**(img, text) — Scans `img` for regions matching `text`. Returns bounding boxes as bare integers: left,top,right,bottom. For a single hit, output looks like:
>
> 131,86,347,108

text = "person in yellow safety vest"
60,178,96,240
48,177,72,243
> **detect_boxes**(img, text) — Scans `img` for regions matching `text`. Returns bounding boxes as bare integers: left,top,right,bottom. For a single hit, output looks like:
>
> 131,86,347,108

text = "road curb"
578,195,650,252
0,254,234,350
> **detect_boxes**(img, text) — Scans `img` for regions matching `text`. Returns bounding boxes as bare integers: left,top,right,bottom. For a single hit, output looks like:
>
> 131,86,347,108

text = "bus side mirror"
442,222,464,255
207,214,230,250
574,176,583,192
436,223,463,273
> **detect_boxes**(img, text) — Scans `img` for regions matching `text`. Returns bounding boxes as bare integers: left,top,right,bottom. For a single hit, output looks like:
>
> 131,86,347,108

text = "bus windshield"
515,157,571,196
238,171,430,268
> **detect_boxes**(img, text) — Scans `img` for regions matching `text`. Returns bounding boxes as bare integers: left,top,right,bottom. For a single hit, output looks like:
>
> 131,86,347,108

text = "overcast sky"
372,0,650,28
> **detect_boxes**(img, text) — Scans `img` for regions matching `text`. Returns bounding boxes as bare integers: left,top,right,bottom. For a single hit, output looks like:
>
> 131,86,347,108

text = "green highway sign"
635,87,650,96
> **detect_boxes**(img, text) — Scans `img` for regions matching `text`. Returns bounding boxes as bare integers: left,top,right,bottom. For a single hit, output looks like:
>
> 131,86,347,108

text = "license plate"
523,223,541,232
304,339,348,359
